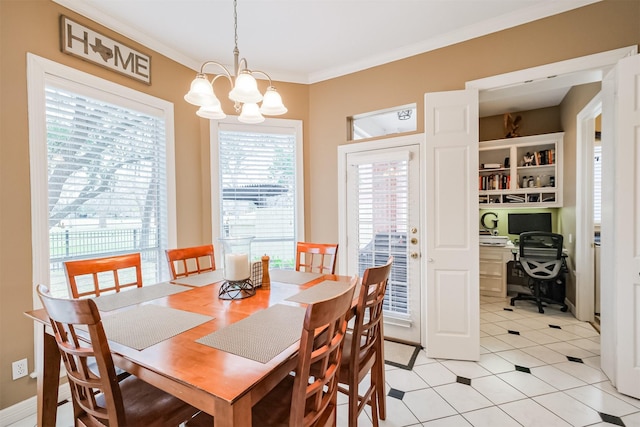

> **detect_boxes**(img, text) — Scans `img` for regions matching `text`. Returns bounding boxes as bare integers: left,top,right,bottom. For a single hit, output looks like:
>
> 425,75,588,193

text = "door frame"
575,94,602,323
466,45,637,322
337,133,426,345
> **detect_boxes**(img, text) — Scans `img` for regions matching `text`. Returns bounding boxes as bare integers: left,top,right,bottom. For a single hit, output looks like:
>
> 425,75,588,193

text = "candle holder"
218,278,255,300
218,236,255,300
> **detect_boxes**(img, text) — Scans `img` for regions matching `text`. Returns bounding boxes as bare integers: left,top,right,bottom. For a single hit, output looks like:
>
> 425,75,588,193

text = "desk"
479,245,513,297
26,273,352,427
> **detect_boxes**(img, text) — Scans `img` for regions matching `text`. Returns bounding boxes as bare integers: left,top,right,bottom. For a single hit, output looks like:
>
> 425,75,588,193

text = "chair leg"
348,381,359,427
370,380,379,427
534,282,544,313
374,333,386,420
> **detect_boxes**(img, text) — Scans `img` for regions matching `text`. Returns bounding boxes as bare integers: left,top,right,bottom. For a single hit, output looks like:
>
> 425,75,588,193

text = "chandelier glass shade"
184,0,287,123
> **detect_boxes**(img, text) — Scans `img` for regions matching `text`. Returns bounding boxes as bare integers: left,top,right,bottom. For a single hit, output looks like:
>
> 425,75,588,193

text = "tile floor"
9,295,640,427
334,295,640,427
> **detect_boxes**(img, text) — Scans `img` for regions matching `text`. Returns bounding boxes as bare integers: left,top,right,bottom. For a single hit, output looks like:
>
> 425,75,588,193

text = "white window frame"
209,118,304,265
27,53,177,309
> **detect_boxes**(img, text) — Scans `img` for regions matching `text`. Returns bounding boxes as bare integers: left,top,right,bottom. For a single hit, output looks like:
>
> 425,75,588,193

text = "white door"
601,54,640,399
343,137,422,343
424,89,480,361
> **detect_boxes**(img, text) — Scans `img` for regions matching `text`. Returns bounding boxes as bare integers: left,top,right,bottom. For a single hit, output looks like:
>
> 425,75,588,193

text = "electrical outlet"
12,358,28,380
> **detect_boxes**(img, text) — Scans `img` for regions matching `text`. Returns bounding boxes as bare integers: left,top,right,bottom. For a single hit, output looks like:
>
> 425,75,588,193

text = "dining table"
25,269,356,427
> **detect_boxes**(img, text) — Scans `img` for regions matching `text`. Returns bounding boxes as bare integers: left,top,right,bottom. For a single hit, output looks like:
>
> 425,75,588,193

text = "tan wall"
307,0,639,245
0,0,308,408
1,0,638,411
480,106,562,141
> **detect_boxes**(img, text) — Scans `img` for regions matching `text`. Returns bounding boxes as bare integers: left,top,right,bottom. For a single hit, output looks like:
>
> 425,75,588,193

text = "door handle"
410,237,418,245
410,252,419,259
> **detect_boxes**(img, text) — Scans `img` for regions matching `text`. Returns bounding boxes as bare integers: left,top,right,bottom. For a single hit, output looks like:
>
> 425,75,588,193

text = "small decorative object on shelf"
261,255,271,290
503,113,522,138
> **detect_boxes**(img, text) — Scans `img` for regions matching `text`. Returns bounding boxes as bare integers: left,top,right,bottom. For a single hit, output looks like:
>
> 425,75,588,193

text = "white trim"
575,93,602,322
209,117,304,265
466,46,637,92
27,52,177,369
312,1,601,83
52,0,600,84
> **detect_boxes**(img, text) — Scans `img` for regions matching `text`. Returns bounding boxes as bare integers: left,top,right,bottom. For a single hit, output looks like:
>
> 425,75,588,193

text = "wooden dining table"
25,271,354,427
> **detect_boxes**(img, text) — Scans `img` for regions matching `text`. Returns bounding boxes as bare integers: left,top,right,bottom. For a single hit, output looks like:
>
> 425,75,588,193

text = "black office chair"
510,232,568,313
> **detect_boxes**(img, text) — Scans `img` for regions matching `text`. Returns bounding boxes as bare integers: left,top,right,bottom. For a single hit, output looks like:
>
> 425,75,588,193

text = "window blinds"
218,130,297,268
45,85,168,296
354,159,410,315
593,144,602,225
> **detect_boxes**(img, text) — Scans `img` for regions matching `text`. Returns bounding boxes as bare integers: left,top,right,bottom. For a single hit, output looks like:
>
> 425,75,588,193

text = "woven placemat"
171,270,224,287
269,269,324,285
286,280,357,304
92,283,191,312
99,305,213,351
196,304,306,363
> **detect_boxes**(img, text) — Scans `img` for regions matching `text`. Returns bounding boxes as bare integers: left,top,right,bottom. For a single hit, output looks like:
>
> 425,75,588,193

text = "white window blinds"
218,129,297,268
594,143,602,225
45,85,168,297
354,158,410,315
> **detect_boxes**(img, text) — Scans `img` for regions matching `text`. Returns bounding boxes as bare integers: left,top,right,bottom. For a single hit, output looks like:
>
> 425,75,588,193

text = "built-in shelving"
479,132,563,208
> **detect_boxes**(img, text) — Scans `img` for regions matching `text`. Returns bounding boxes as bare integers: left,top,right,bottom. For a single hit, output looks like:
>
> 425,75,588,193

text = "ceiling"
54,0,603,115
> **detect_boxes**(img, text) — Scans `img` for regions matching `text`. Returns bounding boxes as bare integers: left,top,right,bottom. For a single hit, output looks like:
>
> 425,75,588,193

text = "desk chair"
36,285,200,426
166,244,216,279
338,257,393,427
188,276,358,427
64,253,143,299
295,242,339,274
510,232,568,314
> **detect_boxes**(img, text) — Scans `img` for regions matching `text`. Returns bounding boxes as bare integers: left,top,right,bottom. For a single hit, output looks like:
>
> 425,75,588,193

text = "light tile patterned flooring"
336,295,640,427
10,295,640,426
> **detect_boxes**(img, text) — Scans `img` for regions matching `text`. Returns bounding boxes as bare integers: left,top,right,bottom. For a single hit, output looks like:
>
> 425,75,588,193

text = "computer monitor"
508,212,552,235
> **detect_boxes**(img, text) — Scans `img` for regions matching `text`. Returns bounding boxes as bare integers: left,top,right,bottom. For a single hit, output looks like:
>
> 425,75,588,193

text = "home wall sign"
60,15,151,85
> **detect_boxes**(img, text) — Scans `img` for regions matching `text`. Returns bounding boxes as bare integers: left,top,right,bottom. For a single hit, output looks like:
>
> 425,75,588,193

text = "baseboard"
0,384,70,426
565,298,576,315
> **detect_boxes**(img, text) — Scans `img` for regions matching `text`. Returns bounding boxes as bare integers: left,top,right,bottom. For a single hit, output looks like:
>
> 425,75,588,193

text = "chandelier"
184,0,287,123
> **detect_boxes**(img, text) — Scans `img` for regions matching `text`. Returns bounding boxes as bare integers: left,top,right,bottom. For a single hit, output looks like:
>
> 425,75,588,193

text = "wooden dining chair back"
165,244,216,279
36,285,199,426
64,253,143,299
338,257,393,427
188,276,357,427
252,276,357,427
295,242,339,275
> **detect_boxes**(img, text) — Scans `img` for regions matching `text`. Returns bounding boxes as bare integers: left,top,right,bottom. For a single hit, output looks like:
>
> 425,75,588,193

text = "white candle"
224,253,250,281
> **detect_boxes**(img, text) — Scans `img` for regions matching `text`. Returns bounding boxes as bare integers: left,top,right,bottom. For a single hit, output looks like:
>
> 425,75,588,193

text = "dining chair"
188,275,358,427
338,257,393,427
165,244,216,280
295,242,339,274
36,284,200,426
64,253,143,299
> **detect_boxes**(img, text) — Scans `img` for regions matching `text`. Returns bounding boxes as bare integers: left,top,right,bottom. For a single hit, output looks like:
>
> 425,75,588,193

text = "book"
482,163,501,169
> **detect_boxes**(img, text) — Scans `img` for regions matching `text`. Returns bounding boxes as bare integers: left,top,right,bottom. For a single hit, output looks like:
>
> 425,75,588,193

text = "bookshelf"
479,132,563,208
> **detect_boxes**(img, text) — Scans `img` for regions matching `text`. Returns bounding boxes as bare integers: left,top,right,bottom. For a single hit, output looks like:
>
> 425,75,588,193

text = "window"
211,120,303,269
28,55,176,299
354,157,410,315
348,104,417,141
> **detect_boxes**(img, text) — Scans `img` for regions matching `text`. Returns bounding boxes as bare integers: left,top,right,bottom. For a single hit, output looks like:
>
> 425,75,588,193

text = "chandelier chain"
234,0,239,52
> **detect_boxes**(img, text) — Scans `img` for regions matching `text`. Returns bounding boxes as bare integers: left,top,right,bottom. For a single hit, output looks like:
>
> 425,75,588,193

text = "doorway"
576,97,602,325
466,45,636,322
338,134,424,344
